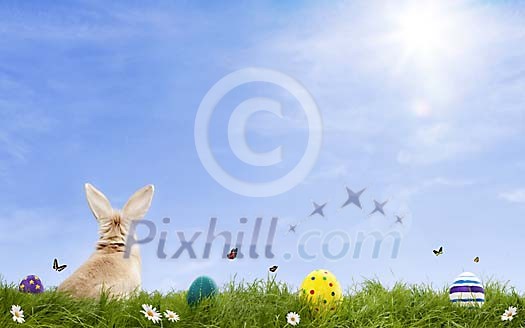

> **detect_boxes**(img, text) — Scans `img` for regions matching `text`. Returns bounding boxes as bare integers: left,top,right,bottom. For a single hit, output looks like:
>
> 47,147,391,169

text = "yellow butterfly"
474,256,480,263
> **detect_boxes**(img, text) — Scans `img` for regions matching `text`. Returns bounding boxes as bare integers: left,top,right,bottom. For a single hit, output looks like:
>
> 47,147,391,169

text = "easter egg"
186,276,218,306
300,269,342,310
449,272,484,307
19,275,44,294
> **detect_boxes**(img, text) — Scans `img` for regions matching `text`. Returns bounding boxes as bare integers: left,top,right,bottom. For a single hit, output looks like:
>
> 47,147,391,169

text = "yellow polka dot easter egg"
300,269,342,310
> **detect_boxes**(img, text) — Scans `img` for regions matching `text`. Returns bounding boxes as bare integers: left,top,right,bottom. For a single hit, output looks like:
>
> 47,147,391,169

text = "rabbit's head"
84,183,154,251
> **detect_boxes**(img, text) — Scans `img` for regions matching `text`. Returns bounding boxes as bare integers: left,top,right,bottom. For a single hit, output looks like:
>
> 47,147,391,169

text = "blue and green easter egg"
449,272,484,307
19,275,44,294
186,276,218,306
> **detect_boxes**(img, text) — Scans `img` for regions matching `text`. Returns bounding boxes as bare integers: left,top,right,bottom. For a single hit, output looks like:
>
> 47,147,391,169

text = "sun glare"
390,2,465,65
398,10,445,54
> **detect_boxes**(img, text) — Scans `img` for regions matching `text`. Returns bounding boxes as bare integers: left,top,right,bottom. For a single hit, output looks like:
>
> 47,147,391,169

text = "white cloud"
384,176,476,211
0,4,182,42
303,163,350,185
499,189,525,204
0,208,75,246
397,120,518,165
423,177,474,188
0,71,56,176
0,115,54,176
0,132,28,161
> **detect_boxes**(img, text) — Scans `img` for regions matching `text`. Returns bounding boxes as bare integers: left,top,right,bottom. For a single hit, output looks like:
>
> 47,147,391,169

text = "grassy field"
1,276,524,327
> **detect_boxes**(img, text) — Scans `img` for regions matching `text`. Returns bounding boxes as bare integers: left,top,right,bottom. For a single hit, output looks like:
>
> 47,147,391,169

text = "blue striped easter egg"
449,272,484,307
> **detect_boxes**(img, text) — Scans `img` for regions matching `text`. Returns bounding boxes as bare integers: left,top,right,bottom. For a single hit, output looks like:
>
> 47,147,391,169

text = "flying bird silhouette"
309,202,327,217
370,200,388,216
341,187,366,209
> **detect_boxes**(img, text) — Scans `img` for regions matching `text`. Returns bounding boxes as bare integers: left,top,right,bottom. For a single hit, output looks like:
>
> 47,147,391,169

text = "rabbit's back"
58,251,141,299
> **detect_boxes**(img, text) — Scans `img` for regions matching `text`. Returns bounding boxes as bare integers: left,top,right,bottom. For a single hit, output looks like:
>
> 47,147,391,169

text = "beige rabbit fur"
57,183,154,299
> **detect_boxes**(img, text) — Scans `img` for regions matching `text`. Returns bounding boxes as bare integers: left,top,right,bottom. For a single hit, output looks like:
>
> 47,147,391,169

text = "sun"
388,2,465,65
398,9,446,55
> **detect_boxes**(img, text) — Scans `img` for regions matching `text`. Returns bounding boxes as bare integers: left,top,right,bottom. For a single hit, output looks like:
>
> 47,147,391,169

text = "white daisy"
10,305,25,324
286,311,300,326
140,304,162,324
164,310,180,322
501,306,518,321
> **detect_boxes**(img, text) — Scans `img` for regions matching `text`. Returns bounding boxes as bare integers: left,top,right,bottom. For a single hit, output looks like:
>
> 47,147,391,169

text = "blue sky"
1,0,525,294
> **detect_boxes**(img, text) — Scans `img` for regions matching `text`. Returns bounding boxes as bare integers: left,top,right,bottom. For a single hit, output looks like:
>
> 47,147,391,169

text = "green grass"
1,276,524,327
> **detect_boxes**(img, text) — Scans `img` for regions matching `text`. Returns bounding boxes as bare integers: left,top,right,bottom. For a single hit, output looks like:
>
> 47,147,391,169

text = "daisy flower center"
147,310,154,317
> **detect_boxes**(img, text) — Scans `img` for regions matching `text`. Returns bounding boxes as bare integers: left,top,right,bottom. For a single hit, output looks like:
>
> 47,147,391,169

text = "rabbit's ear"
85,183,113,220
122,185,154,220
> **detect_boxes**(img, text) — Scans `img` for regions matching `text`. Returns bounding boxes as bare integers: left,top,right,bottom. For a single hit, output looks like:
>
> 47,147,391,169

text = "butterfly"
53,258,67,272
432,246,443,256
269,265,278,273
474,256,480,263
226,248,238,260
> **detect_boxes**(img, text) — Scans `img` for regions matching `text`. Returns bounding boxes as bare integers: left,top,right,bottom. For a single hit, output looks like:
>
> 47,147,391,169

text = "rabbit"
57,183,154,299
